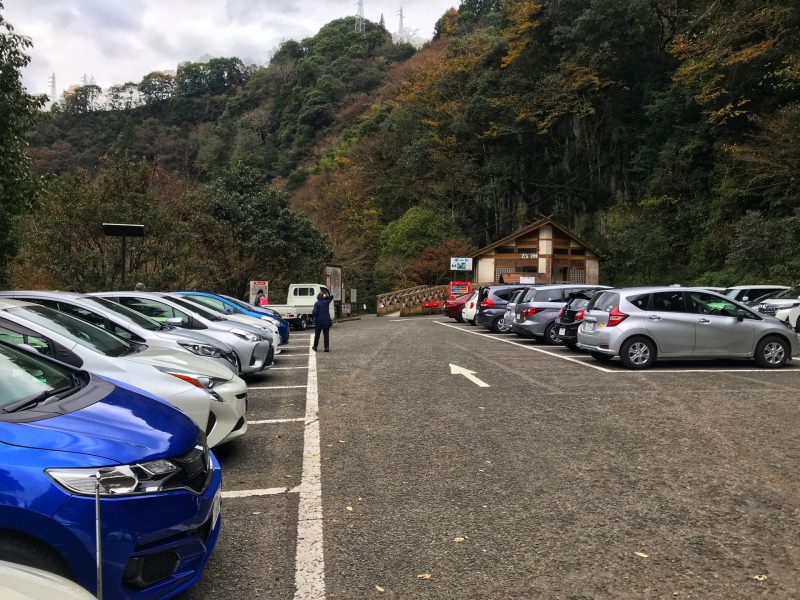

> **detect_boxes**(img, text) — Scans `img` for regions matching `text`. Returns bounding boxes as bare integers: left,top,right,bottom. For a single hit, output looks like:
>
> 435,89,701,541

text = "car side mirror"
736,309,747,322
224,308,232,314
742,296,749,302
166,317,183,326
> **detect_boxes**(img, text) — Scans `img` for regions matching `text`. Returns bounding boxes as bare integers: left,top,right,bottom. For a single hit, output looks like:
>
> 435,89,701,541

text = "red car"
443,292,472,322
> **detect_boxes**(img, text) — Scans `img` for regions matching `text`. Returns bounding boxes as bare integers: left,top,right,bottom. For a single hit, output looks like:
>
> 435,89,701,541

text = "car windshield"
84,297,161,331
0,343,78,410
587,291,620,312
8,305,135,357
164,295,224,321
566,296,591,309
771,286,800,300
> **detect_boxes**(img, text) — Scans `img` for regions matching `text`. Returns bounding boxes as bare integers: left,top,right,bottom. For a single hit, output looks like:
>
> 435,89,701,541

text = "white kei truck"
269,283,336,330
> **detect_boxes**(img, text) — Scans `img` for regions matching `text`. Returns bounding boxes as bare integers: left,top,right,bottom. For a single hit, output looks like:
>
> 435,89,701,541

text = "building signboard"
450,257,473,271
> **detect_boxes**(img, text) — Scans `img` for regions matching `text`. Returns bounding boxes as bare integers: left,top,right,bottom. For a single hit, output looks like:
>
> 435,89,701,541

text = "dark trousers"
313,326,330,350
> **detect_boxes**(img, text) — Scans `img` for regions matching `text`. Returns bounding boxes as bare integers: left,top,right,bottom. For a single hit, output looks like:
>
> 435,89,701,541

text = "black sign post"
102,223,144,289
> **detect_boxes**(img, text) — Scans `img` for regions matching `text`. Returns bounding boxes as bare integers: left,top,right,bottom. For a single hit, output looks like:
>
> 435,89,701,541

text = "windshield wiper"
1,383,74,413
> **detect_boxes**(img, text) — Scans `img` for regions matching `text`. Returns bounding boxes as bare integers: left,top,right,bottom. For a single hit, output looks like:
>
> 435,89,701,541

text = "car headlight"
178,341,223,358
47,459,180,496
231,328,259,342
157,369,228,402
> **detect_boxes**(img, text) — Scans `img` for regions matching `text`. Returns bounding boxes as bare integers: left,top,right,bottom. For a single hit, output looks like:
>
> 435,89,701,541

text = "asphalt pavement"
182,315,800,599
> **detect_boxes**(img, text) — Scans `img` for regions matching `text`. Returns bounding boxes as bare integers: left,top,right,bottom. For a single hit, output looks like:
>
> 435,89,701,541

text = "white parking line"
249,418,306,425
249,385,308,390
435,321,613,373
222,487,290,499
438,321,800,375
294,333,325,599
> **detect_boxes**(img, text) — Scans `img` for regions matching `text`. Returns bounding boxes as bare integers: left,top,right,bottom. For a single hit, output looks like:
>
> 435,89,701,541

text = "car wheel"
0,532,72,580
455,315,464,323
755,336,789,368
589,351,613,362
795,317,800,333
543,322,559,345
297,316,308,331
564,340,578,350
468,318,476,326
620,337,656,370
492,317,512,333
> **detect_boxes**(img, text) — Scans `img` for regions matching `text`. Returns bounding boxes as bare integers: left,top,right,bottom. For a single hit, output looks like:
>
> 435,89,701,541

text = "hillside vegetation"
18,1,800,296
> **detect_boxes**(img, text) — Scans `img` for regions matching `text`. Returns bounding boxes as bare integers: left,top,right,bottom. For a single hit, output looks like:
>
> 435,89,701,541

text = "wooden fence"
376,285,449,316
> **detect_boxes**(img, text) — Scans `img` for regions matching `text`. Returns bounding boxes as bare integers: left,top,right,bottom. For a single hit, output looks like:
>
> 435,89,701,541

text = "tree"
139,71,175,104
203,165,332,294
107,82,142,110
0,2,46,285
58,84,102,113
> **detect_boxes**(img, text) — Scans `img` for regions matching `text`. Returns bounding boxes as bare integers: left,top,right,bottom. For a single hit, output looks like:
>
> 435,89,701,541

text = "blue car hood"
0,378,199,464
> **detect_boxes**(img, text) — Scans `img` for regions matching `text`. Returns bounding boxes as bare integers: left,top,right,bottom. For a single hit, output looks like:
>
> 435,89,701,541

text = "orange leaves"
500,0,541,69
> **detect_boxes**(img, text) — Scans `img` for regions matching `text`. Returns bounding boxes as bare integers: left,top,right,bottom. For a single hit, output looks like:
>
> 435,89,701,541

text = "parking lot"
184,315,800,599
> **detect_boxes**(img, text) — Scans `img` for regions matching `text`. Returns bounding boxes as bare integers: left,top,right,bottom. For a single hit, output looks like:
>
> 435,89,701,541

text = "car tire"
543,322,559,345
297,316,308,331
754,335,789,368
0,532,72,580
619,337,656,370
589,351,613,362
492,317,511,334
564,340,578,350
455,315,464,323
468,318,476,326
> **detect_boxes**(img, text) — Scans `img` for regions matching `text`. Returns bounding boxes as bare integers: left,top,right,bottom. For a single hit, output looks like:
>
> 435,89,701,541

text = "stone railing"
376,285,449,316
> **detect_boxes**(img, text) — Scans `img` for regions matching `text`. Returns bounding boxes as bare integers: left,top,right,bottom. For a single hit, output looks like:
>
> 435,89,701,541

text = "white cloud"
3,0,457,96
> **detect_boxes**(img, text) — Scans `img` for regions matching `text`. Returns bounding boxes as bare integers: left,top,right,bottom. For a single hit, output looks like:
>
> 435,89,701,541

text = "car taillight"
558,308,564,317
480,298,495,308
469,302,474,308
606,306,628,327
522,307,538,318
575,309,585,321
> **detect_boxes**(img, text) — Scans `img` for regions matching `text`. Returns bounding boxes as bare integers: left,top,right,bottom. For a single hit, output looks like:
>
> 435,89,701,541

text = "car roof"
0,290,85,300
602,286,733,294
726,285,788,289
0,298,35,310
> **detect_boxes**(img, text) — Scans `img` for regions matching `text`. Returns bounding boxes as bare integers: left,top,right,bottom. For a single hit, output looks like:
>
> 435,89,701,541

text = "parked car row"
0,288,294,598
450,283,800,370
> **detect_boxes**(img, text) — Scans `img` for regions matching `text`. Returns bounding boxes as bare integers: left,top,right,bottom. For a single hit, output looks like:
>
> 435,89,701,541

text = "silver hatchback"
577,287,800,369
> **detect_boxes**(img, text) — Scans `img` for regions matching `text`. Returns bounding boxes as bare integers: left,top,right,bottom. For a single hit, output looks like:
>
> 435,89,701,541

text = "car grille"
758,304,778,316
162,440,212,494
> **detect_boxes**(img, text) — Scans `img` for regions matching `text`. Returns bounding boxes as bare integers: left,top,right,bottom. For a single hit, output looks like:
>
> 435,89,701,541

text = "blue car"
174,292,290,345
0,341,221,599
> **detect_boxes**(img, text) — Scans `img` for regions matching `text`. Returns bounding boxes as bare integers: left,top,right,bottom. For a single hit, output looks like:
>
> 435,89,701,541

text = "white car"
0,561,95,600
461,291,480,325
723,285,789,303
0,299,247,447
776,303,800,332
177,294,283,353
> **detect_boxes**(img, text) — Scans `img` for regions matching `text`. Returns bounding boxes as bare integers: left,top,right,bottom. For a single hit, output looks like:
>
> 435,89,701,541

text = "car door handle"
697,318,710,324
648,315,661,321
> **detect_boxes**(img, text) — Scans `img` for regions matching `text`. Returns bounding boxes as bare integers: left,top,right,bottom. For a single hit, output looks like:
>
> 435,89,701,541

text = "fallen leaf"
375,585,385,592
339,440,346,443
326,444,334,447
752,575,768,581
453,537,465,543
251,512,261,515
346,506,353,512
634,551,649,558
417,573,432,580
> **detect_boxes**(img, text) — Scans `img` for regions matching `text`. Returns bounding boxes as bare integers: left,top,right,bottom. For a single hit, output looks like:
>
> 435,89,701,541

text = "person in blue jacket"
312,292,334,352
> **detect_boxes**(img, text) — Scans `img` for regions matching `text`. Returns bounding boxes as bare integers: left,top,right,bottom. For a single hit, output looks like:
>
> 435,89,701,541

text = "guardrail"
376,285,448,316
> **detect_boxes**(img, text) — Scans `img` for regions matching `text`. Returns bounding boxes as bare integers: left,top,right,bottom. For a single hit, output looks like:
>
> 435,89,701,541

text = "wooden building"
470,217,600,285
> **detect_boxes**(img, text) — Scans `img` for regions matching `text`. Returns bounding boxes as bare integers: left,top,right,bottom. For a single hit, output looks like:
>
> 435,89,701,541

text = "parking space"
181,333,315,600
179,316,800,598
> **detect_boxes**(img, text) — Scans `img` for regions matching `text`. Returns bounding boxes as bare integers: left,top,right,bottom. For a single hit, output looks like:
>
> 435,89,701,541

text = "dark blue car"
0,341,221,599
174,291,290,345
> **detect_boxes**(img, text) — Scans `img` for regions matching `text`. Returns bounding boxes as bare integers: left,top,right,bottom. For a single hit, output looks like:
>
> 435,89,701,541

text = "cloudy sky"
4,0,457,97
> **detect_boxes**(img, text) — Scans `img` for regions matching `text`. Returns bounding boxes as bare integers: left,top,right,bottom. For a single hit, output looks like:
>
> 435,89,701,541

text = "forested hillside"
18,0,800,296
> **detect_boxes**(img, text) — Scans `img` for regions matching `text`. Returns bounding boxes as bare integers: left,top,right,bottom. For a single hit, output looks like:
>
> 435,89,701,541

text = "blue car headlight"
47,460,179,496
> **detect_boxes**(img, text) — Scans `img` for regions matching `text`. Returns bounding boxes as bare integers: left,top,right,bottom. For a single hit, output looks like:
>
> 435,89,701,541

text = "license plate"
584,322,595,332
212,489,221,528
559,327,566,336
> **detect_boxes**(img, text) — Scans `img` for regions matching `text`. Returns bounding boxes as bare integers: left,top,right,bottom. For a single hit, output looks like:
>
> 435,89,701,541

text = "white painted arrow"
449,363,490,388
